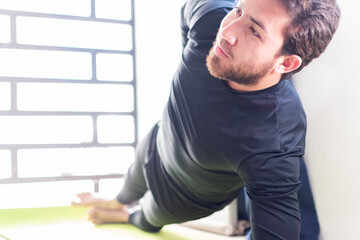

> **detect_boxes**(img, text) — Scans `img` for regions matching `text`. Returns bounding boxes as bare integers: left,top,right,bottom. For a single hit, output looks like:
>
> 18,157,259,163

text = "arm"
239,155,302,240
180,0,235,50
238,157,320,239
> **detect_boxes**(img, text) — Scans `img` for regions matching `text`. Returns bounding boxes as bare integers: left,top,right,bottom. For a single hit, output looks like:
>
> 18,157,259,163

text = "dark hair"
278,0,341,80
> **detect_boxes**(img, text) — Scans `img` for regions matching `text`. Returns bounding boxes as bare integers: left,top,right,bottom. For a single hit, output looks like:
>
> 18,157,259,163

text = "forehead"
240,0,291,39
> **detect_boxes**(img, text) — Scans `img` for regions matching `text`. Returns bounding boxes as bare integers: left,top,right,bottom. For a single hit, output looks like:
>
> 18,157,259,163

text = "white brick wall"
0,0,136,200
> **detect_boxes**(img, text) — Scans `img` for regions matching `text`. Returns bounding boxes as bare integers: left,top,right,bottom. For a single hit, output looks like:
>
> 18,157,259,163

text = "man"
73,0,340,239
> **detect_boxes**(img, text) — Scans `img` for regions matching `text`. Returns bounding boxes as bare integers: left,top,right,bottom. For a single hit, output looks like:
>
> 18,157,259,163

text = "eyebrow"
248,15,267,34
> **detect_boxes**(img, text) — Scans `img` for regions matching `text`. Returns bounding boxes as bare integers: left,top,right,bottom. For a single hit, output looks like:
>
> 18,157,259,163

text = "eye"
235,7,243,17
250,26,260,38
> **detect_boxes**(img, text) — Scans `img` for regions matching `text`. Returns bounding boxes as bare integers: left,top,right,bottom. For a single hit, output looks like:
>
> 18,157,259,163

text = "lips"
214,41,229,58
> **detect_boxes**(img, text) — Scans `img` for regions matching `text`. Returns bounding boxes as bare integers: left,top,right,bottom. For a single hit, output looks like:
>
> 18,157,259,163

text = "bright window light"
0,49,92,80
0,0,136,209
0,116,93,144
98,178,125,197
0,15,11,43
0,82,11,111
0,181,94,209
95,0,132,21
18,147,134,177
97,53,134,82
97,115,135,143
0,150,11,179
0,0,91,17
17,17,133,51
17,83,134,112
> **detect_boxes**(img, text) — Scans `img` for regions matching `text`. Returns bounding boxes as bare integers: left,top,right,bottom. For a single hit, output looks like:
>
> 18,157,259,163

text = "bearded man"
73,0,340,239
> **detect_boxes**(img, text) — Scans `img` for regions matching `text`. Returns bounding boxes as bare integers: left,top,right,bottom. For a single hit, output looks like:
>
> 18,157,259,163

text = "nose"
220,21,237,45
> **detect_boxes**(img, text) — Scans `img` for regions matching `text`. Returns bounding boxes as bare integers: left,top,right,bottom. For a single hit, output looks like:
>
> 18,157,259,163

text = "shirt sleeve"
180,0,235,50
239,154,302,240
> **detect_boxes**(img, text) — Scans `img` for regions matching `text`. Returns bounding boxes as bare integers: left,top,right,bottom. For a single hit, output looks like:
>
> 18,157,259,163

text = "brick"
17,16,132,51
0,116,93,144
17,82,134,112
0,49,91,79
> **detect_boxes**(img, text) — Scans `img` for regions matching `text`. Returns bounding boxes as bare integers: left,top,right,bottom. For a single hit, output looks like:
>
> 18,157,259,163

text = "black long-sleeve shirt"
147,1,306,239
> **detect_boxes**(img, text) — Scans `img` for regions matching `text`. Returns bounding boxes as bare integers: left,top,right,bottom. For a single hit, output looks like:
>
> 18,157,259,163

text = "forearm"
239,155,302,239
248,190,301,240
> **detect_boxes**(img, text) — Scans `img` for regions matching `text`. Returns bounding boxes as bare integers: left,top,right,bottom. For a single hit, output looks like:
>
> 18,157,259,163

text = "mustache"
215,37,232,59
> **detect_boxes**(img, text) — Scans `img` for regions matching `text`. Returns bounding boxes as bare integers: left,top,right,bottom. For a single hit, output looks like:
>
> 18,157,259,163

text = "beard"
206,42,276,86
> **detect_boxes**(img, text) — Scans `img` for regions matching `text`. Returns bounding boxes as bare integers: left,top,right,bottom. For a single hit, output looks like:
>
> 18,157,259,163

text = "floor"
0,206,246,240
167,225,246,240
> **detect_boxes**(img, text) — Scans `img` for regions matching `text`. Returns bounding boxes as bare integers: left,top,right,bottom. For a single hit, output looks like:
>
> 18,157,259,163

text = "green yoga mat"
0,206,197,240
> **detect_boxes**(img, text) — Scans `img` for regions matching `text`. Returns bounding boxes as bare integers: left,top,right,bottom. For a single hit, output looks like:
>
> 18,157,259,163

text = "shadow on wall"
293,2,360,239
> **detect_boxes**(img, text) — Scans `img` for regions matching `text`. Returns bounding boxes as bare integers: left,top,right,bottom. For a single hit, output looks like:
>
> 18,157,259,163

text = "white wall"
135,0,186,139
294,1,360,239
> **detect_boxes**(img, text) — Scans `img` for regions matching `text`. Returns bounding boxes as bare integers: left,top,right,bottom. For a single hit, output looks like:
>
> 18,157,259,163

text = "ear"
274,55,302,74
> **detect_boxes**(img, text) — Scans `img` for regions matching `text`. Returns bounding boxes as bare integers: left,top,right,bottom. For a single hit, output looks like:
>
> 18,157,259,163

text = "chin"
206,51,222,78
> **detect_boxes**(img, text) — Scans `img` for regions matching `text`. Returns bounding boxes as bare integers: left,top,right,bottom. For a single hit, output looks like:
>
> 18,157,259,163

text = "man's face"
206,0,291,86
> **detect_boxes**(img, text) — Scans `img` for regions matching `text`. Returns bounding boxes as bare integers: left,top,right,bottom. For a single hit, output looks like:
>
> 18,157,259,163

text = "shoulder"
276,81,305,113
275,81,307,149
182,0,235,30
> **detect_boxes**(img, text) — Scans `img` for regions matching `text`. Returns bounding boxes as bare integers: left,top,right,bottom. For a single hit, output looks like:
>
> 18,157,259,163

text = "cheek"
232,41,258,64
245,42,275,62
232,47,271,69
269,37,285,56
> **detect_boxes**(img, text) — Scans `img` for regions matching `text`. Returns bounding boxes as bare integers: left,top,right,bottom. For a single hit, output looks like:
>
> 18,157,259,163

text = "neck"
226,74,282,92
